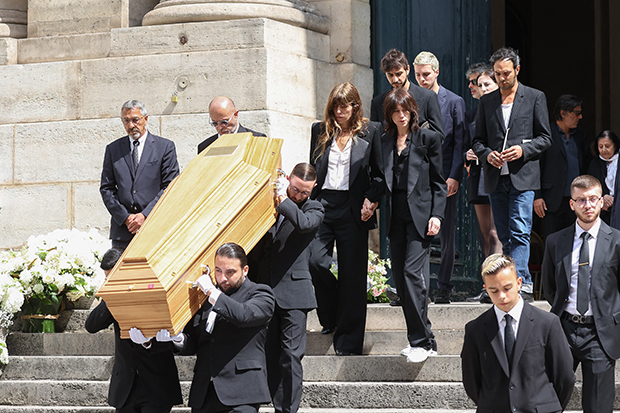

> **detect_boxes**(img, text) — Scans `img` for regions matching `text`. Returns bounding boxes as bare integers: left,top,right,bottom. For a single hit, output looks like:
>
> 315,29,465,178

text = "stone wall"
0,1,373,249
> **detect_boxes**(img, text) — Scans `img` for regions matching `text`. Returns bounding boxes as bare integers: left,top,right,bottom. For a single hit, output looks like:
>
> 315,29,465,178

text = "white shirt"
322,137,352,191
494,295,524,347
500,103,513,176
129,130,148,164
566,218,601,316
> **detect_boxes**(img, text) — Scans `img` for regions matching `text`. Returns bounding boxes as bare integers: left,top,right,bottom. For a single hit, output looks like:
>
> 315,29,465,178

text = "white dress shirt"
129,130,148,164
566,218,600,316
500,103,513,176
322,137,352,191
494,294,524,347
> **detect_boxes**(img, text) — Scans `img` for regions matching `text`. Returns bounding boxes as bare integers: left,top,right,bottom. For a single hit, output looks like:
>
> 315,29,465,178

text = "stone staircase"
0,301,617,412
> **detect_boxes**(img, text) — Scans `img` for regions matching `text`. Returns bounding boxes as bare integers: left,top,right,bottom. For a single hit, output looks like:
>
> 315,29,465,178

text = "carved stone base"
142,0,328,34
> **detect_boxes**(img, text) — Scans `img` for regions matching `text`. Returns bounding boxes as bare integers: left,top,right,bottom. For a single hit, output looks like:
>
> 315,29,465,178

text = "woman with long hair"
382,87,446,362
309,83,384,356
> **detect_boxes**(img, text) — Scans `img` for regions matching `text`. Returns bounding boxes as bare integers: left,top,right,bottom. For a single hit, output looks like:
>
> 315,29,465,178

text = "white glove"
129,327,152,345
275,176,289,197
196,273,216,295
155,329,184,343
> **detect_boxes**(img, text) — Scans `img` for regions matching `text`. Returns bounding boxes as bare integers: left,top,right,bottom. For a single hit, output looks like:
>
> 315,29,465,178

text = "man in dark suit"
86,248,183,413
165,243,275,413
370,48,444,135
413,51,466,304
250,163,324,413
543,175,620,413
473,47,552,301
535,95,591,237
461,254,574,412
100,100,180,250
197,96,266,154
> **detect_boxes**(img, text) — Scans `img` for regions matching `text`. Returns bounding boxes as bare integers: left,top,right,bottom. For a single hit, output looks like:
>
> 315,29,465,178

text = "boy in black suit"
461,254,574,412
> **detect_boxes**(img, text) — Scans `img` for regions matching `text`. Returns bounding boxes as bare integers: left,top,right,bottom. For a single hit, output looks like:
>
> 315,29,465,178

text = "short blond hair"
481,254,516,279
413,51,439,71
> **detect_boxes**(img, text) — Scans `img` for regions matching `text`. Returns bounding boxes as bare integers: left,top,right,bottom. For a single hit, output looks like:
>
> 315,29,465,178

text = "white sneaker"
406,347,437,363
400,345,412,356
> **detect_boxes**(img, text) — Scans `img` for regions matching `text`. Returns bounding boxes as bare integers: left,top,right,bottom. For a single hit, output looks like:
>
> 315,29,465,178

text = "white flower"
0,341,8,365
32,284,44,294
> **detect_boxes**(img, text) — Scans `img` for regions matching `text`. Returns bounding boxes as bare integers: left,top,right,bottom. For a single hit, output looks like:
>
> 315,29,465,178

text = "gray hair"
481,254,516,279
121,100,148,117
466,62,491,79
413,51,439,71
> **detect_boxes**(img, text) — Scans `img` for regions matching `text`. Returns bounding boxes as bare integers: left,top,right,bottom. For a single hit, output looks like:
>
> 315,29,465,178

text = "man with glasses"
535,95,591,238
198,96,266,154
100,100,180,249
249,163,324,413
543,174,620,413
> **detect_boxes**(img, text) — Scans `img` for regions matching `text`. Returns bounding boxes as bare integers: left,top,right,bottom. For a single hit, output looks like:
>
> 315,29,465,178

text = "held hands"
427,217,441,237
155,329,184,343
124,213,145,234
487,145,523,169
129,327,152,345
361,198,378,222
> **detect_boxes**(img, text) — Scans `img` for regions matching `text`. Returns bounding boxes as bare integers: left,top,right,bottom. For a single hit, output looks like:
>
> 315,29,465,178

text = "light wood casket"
97,133,283,338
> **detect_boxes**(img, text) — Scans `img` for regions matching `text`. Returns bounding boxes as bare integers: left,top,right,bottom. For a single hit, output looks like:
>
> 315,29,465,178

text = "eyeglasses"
210,112,236,127
571,196,602,208
570,110,582,116
468,79,478,86
122,116,145,125
289,185,311,197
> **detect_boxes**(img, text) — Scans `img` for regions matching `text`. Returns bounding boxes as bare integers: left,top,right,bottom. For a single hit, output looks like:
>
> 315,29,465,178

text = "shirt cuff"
208,289,221,305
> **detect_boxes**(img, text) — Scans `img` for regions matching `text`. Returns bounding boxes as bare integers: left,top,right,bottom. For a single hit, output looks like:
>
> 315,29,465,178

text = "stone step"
0,409,611,413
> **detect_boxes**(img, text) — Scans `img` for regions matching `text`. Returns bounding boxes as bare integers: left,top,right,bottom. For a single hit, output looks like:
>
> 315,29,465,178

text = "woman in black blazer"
381,87,446,363
309,83,384,356
588,130,620,224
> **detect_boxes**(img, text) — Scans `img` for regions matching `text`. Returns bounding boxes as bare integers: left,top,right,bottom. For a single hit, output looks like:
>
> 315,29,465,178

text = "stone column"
142,0,328,34
0,0,27,38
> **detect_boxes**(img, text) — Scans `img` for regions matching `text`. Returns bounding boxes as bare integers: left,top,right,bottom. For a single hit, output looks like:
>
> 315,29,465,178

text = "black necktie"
577,232,591,315
132,140,140,172
504,314,515,369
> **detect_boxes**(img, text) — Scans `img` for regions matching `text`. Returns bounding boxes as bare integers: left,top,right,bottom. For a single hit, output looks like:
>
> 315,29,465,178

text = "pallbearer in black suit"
100,100,180,250
250,163,324,413
309,83,385,355
197,96,266,154
159,243,275,413
381,87,446,362
543,175,620,413
461,254,574,412
86,248,183,413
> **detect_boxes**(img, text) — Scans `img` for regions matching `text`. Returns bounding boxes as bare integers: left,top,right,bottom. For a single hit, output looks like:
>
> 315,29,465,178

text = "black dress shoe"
434,289,451,304
335,349,351,356
321,327,336,335
520,291,535,302
479,290,492,304
389,299,402,307
466,289,486,302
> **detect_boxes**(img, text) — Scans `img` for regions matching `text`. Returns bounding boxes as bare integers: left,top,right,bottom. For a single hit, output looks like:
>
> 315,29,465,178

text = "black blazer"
542,220,620,360
250,197,324,310
309,121,385,230
472,83,552,193
463,106,488,204
370,82,445,137
536,124,591,212
177,279,275,408
100,132,180,243
437,85,466,182
197,125,266,154
587,156,612,196
381,128,446,239
85,300,182,409
461,302,575,412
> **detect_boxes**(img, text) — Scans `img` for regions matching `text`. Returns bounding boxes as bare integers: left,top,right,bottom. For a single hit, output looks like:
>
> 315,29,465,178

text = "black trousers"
266,305,308,413
310,190,368,354
437,191,458,292
116,374,173,413
192,382,259,413
561,317,615,413
389,193,435,350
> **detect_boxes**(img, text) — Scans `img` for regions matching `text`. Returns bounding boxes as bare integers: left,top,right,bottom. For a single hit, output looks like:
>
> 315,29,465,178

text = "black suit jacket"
309,121,385,230
370,82,445,136
197,125,266,154
542,220,620,360
100,132,179,242
438,85,466,182
472,83,552,193
177,279,275,408
587,156,611,196
382,128,446,239
250,197,324,310
85,300,182,409
536,123,591,212
461,302,575,412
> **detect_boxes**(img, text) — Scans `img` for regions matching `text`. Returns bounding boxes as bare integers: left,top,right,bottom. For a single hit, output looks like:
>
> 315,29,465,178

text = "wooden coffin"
97,133,283,338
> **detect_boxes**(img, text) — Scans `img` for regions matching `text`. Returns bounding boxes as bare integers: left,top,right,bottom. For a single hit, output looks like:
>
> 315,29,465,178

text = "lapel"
406,131,425,198
483,308,510,377
552,124,568,159
491,90,506,135
122,137,135,180
507,83,525,131
382,134,394,192
437,86,447,108
314,140,330,190
349,132,369,186
511,302,534,373
592,221,613,287
560,226,575,288
134,132,155,181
